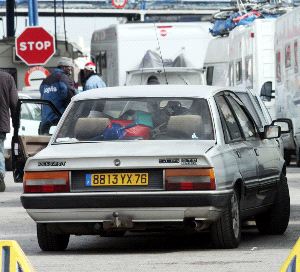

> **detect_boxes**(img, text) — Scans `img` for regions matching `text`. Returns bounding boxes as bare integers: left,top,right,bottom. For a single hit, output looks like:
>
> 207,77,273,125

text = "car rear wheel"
255,175,290,234
37,223,70,251
211,189,241,249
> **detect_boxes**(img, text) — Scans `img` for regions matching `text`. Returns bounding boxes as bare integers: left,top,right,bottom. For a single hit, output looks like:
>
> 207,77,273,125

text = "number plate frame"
85,173,149,187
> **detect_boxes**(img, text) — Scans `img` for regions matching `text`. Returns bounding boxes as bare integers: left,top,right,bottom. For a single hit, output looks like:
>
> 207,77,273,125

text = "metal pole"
28,0,33,26
28,0,39,26
33,0,39,25
6,0,15,37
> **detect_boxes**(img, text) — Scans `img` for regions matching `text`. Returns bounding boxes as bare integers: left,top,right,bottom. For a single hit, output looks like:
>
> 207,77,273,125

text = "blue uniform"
39,68,75,133
84,74,106,91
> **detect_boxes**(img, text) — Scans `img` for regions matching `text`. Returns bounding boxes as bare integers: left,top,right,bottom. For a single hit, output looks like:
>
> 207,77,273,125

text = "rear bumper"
21,190,232,223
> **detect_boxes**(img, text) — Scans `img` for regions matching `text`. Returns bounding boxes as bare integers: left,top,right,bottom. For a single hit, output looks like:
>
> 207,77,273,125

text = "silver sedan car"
16,85,290,251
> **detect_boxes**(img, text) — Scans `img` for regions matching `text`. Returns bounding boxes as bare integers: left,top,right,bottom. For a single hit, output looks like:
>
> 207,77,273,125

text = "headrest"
167,115,202,138
75,117,109,140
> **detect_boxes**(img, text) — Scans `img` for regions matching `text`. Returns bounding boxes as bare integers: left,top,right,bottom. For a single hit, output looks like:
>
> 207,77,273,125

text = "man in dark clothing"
39,57,76,134
0,71,18,192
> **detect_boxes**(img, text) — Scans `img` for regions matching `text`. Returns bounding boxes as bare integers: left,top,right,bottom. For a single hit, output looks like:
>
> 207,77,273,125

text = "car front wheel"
37,223,70,251
255,174,290,234
211,189,241,249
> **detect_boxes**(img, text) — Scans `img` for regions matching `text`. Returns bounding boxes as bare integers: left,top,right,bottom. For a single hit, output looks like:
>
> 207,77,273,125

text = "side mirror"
49,126,57,135
260,81,274,101
271,118,292,133
263,125,281,139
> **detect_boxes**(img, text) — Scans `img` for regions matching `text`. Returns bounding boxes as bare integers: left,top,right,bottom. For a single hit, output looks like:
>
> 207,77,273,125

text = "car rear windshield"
54,97,214,143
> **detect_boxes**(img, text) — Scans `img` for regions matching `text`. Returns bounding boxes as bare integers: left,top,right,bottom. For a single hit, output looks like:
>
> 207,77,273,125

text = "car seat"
74,117,109,140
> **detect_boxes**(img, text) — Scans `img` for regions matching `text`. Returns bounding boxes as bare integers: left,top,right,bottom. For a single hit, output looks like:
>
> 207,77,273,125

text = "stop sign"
16,26,55,66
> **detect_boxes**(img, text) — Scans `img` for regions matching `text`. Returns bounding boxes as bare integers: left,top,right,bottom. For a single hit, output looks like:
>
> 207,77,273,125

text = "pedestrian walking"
0,71,18,192
39,57,76,134
83,61,106,91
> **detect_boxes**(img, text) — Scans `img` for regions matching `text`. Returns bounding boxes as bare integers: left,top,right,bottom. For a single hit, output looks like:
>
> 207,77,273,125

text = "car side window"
226,96,257,139
236,92,263,128
215,96,243,142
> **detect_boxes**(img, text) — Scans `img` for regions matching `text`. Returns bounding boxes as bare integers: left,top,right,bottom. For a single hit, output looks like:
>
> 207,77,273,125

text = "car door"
215,94,259,210
12,99,62,183
225,94,280,207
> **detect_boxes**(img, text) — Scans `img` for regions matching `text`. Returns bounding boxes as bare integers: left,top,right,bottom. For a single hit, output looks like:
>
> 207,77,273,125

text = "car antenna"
153,23,168,85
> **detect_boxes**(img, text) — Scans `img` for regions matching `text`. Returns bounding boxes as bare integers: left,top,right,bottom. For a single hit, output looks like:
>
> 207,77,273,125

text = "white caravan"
274,6,300,165
204,19,276,118
90,22,212,86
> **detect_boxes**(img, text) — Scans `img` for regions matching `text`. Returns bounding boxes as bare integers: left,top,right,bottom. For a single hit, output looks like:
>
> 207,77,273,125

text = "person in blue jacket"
83,61,106,91
39,57,76,134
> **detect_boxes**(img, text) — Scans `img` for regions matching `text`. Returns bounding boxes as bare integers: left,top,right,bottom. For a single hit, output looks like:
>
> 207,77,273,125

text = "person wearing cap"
39,57,76,134
83,61,106,91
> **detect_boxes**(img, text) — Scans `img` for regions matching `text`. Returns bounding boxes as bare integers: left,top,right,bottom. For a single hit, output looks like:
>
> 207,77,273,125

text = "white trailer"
274,6,300,165
90,22,212,86
204,19,276,118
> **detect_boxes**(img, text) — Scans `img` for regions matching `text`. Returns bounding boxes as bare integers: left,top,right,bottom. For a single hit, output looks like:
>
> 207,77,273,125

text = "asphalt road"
1,167,300,272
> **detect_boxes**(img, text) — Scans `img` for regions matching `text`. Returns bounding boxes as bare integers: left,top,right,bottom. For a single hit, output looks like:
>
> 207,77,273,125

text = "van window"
229,63,234,86
97,51,107,75
294,40,298,73
285,44,291,68
245,57,253,88
206,66,214,85
235,60,242,84
276,51,281,82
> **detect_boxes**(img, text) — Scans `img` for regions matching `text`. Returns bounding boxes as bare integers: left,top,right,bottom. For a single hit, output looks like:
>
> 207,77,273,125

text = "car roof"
73,85,229,101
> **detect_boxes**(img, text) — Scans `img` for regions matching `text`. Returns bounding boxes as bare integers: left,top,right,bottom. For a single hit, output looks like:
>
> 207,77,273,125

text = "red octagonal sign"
16,26,55,66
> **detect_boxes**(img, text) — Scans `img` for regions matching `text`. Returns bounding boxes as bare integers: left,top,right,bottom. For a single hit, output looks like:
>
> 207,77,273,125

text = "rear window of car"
54,97,214,143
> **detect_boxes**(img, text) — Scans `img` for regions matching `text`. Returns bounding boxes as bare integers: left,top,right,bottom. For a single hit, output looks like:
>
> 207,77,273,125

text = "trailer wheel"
255,175,290,234
37,223,70,251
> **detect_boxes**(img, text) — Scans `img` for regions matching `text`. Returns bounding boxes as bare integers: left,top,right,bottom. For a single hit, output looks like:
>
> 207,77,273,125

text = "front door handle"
236,151,241,158
254,148,259,156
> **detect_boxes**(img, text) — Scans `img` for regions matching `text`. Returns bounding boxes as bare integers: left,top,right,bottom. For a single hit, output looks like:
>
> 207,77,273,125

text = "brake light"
165,168,216,191
23,171,70,193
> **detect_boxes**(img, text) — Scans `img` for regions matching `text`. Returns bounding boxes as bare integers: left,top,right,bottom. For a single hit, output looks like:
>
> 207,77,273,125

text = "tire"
0,178,5,192
284,153,291,166
296,147,300,167
211,189,241,249
5,156,12,171
37,223,70,251
255,175,290,235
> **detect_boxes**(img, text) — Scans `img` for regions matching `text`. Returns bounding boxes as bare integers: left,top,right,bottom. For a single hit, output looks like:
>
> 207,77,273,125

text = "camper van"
274,6,300,165
204,19,276,118
90,22,212,86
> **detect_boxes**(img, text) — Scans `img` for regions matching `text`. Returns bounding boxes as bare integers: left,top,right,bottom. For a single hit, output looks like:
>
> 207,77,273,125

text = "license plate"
85,173,149,186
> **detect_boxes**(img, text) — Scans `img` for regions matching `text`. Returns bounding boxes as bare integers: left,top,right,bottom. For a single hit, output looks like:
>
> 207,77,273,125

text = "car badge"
114,159,121,166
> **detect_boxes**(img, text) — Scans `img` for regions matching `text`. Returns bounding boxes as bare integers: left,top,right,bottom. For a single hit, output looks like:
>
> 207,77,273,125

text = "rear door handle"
254,148,259,156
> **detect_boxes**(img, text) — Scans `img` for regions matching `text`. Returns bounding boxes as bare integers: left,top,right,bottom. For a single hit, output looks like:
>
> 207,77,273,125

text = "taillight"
23,171,70,193
165,168,216,191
